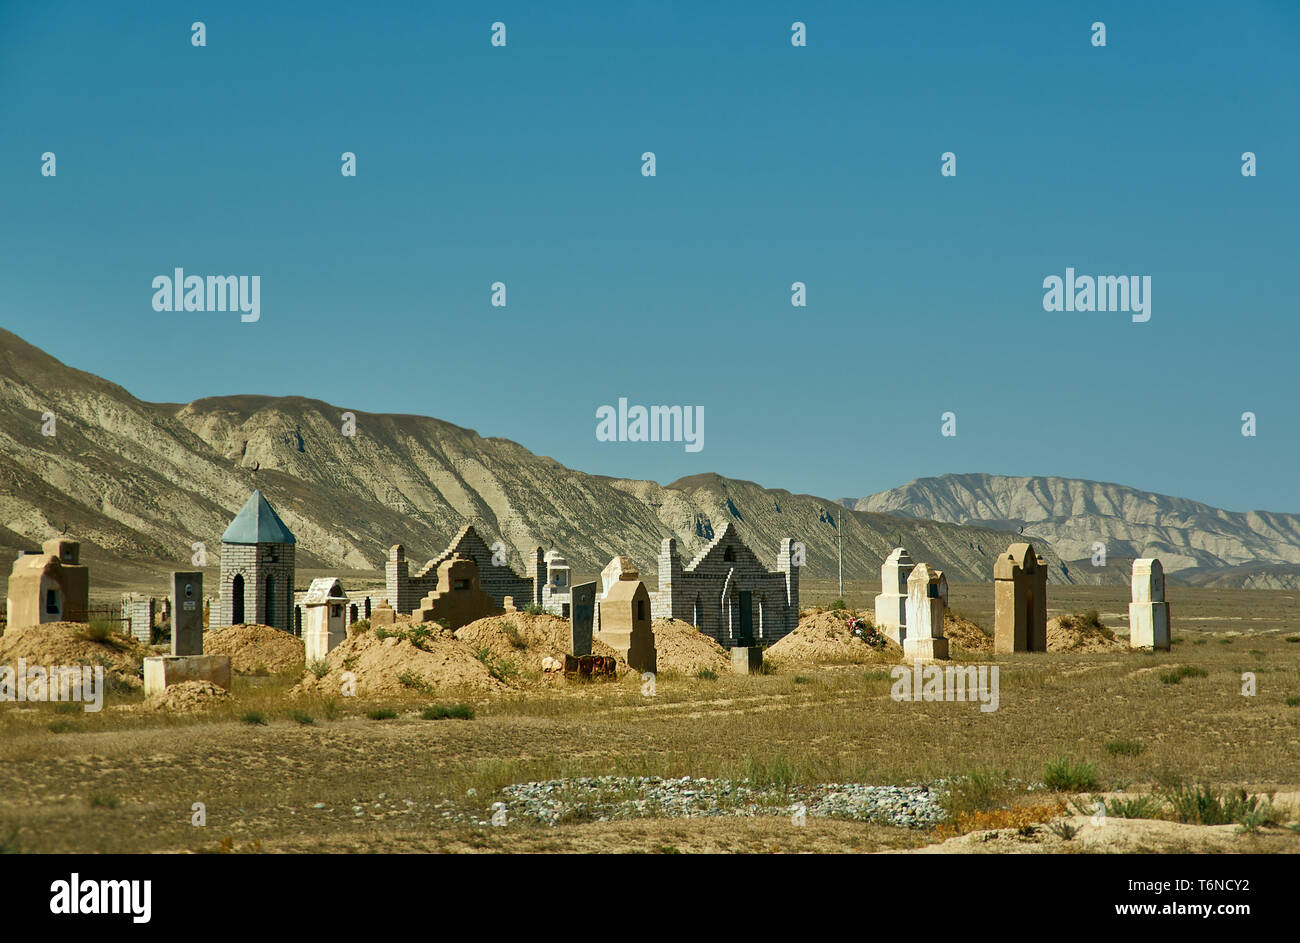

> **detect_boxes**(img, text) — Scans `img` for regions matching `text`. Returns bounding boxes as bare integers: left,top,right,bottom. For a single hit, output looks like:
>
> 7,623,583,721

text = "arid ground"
1,583,1297,854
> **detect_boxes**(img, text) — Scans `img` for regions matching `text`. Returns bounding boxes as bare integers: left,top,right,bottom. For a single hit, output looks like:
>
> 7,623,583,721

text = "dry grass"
1,585,1298,852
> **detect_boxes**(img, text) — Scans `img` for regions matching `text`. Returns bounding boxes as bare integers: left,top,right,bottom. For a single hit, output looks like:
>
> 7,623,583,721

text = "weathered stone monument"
570,581,596,656
171,571,204,656
1129,558,1170,651
5,538,89,630
595,562,657,673
541,551,573,617
303,577,348,662
144,570,231,696
903,563,949,660
874,547,915,644
994,542,1048,653
370,600,396,627
412,555,497,629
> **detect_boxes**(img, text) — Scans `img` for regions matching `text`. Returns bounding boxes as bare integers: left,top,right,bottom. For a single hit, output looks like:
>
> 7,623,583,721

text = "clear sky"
1,1,1296,512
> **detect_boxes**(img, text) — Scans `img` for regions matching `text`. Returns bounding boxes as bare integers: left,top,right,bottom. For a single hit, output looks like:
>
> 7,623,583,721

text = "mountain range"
2,327,1295,593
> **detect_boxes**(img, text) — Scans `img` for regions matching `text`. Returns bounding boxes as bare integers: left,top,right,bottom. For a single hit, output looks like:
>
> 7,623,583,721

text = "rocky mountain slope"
0,328,1082,590
852,473,1300,585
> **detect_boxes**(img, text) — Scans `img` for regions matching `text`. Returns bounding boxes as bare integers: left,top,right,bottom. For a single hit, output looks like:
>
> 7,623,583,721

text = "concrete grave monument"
1129,558,1171,651
994,542,1048,653
903,563,949,660
874,547,915,644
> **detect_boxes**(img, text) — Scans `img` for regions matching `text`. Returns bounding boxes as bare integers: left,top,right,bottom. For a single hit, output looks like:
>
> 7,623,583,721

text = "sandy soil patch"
148,680,230,713
293,622,504,697
204,624,304,674
944,613,993,653
0,621,145,690
1047,614,1127,653
768,609,901,665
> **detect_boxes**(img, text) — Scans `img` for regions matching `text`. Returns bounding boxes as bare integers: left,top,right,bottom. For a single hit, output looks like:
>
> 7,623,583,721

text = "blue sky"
1,1,1297,512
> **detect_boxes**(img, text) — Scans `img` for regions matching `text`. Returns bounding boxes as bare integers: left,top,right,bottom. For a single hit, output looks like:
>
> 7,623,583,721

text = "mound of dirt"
1048,613,1126,653
767,609,901,665
203,624,304,674
456,612,621,673
149,680,230,712
650,619,730,674
945,613,993,653
0,622,144,690
293,621,505,698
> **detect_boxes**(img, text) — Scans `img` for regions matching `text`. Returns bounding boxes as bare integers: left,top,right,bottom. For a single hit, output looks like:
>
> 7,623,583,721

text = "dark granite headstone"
570,581,596,656
171,571,204,656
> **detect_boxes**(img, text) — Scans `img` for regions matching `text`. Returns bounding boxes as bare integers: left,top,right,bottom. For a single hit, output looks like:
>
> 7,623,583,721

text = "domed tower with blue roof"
217,490,296,632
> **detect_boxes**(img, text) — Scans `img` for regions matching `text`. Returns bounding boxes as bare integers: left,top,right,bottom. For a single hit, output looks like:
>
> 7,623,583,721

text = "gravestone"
993,543,1048,653
903,563,949,660
874,548,915,644
171,571,204,656
1129,558,1171,651
570,581,596,656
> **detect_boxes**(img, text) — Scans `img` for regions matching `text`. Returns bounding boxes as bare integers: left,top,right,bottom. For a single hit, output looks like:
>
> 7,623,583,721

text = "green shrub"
240,711,266,726
1285,635,1300,643
522,603,547,616
502,621,528,650
290,710,314,725
940,768,1011,821
1285,696,1300,707
695,668,718,681
1162,783,1274,826
1047,820,1079,841
366,708,397,721
309,659,330,679
1042,756,1099,792
82,620,119,642
1159,664,1207,685
792,675,811,684
421,703,474,720
829,598,847,611
48,720,76,733
1104,738,1145,757
397,671,433,694
89,794,119,809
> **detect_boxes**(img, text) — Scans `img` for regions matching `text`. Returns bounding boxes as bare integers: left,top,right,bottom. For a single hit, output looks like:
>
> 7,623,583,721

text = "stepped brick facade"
387,525,543,615
650,523,799,649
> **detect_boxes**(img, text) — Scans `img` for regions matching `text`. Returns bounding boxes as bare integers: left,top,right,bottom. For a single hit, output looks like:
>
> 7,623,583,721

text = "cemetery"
1,490,1298,856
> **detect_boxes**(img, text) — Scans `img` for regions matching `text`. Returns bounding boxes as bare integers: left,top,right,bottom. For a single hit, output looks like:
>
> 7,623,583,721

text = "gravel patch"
440,776,948,828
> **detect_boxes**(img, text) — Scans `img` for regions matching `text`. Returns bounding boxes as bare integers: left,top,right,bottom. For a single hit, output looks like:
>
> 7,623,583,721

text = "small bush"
1042,756,1099,792
1100,794,1164,819
1047,820,1080,841
521,603,547,616
48,720,76,733
792,675,811,684
366,708,397,721
1219,637,1235,645
240,711,266,726
696,668,718,681
398,671,433,694
321,697,340,721
89,794,119,809
1192,638,1207,646
1285,635,1300,643
290,710,314,725
81,620,119,643
308,659,330,679
422,703,474,720
941,769,1011,821
1104,739,1145,757
1159,664,1207,685
829,598,847,611
1285,696,1300,707
502,621,528,650
1162,783,1274,827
